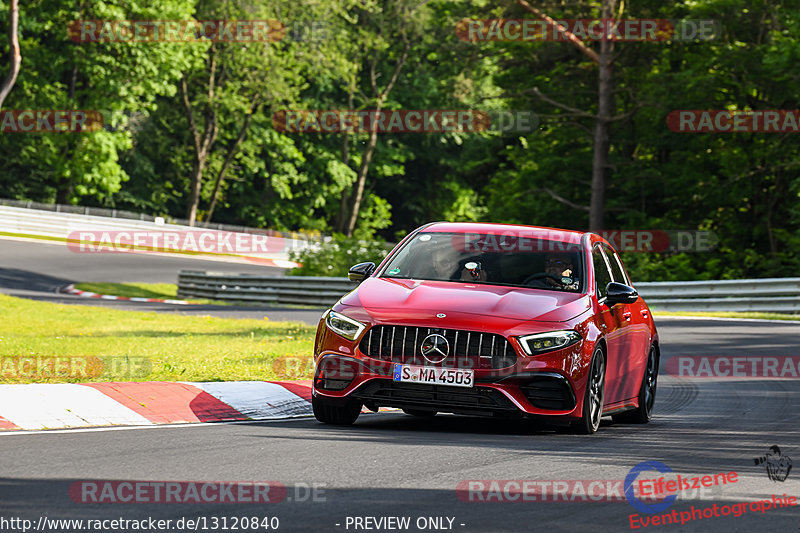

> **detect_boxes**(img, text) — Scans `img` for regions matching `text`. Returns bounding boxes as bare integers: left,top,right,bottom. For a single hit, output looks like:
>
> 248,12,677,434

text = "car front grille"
358,326,517,369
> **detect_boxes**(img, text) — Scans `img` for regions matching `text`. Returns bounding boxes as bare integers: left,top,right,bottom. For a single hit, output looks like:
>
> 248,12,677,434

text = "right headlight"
517,330,582,356
324,310,366,340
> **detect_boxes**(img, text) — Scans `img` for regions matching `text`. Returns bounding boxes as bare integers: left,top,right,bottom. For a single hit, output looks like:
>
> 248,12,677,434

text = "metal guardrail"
0,197,324,238
178,271,800,312
177,271,354,306
0,204,313,262
636,278,800,312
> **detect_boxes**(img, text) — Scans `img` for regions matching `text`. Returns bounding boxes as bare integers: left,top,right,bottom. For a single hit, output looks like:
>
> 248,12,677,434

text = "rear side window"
604,246,629,285
592,246,613,300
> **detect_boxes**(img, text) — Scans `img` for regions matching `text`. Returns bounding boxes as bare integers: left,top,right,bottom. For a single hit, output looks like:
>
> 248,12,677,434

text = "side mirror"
348,262,376,283
605,282,639,306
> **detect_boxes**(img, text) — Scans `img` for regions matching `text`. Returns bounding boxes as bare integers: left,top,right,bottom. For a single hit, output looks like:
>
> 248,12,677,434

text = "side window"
592,246,613,300
604,246,629,285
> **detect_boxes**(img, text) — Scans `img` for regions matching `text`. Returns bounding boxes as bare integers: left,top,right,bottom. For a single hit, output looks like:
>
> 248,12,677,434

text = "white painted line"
189,381,313,419
0,384,153,430
653,315,800,325
62,284,195,305
0,416,317,437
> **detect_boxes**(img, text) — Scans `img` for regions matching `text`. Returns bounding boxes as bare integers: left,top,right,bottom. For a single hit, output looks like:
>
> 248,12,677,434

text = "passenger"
460,261,488,282
526,253,578,289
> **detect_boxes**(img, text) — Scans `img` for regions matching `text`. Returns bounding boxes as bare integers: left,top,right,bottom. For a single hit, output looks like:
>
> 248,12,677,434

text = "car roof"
422,221,588,240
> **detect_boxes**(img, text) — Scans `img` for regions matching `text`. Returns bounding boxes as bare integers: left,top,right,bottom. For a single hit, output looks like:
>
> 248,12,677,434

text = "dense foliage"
1,0,798,280
288,235,390,277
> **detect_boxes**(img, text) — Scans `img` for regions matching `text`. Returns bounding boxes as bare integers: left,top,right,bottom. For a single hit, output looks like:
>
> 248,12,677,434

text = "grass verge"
652,310,800,321
0,294,316,384
74,282,180,300
72,282,226,305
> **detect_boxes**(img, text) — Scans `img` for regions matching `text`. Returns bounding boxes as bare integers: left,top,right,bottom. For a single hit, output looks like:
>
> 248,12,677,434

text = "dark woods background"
0,0,798,280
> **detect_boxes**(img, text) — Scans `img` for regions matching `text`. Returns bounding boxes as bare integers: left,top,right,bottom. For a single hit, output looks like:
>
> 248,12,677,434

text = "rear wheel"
312,394,362,425
572,347,605,434
402,409,437,417
613,345,658,424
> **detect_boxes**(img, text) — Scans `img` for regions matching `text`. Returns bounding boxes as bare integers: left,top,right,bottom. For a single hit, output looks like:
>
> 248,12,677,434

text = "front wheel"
312,394,362,425
572,347,605,434
613,345,658,424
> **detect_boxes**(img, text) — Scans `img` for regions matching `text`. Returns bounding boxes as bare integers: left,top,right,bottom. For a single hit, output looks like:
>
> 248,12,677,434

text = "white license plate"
392,364,474,388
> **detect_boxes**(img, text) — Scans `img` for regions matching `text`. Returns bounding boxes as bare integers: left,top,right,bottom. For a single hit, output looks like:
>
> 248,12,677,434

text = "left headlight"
325,310,367,340
517,330,582,356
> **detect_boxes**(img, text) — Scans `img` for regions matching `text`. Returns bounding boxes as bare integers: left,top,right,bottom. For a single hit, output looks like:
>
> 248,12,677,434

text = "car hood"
339,277,590,323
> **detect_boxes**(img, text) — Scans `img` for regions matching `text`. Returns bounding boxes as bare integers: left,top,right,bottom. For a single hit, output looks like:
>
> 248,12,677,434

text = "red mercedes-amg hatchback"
311,222,659,434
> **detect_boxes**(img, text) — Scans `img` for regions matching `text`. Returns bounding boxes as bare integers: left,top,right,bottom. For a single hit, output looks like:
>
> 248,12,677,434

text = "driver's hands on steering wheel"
522,272,568,286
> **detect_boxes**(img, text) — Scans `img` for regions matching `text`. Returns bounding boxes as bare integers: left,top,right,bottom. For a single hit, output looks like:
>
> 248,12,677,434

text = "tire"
613,345,658,424
572,347,606,434
402,409,437,417
312,394,362,426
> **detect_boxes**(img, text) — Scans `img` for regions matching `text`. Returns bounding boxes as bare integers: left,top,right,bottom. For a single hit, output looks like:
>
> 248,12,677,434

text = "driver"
429,240,460,279
526,253,578,290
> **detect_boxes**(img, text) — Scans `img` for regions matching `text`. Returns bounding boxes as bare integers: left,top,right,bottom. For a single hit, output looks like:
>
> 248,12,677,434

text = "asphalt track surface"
1,238,799,532
0,238,326,323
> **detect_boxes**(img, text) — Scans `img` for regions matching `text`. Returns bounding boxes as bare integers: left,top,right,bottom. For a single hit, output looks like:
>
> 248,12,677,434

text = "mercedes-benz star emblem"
421,334,449,364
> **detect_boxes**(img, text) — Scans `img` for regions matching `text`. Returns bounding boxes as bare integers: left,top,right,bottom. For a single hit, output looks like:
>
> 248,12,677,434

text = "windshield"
380,232,585,292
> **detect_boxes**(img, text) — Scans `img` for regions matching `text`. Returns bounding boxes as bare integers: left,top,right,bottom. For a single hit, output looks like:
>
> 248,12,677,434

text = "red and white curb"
0,380,313,431
61,284,196,305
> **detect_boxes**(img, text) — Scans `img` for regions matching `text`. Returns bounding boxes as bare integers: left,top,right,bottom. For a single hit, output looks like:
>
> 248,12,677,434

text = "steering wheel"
522,272,566,286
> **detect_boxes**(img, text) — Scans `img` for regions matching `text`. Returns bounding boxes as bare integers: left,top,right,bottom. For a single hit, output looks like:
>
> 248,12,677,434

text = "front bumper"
312,353,582,418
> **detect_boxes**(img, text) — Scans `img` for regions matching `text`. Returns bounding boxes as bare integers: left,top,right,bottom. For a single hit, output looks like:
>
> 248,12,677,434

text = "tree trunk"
206,97,259,223
335,85,355,234
344,103,381,237
0,0,20,110
589,0,616,231
187,162,206,223
181,50,218,226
